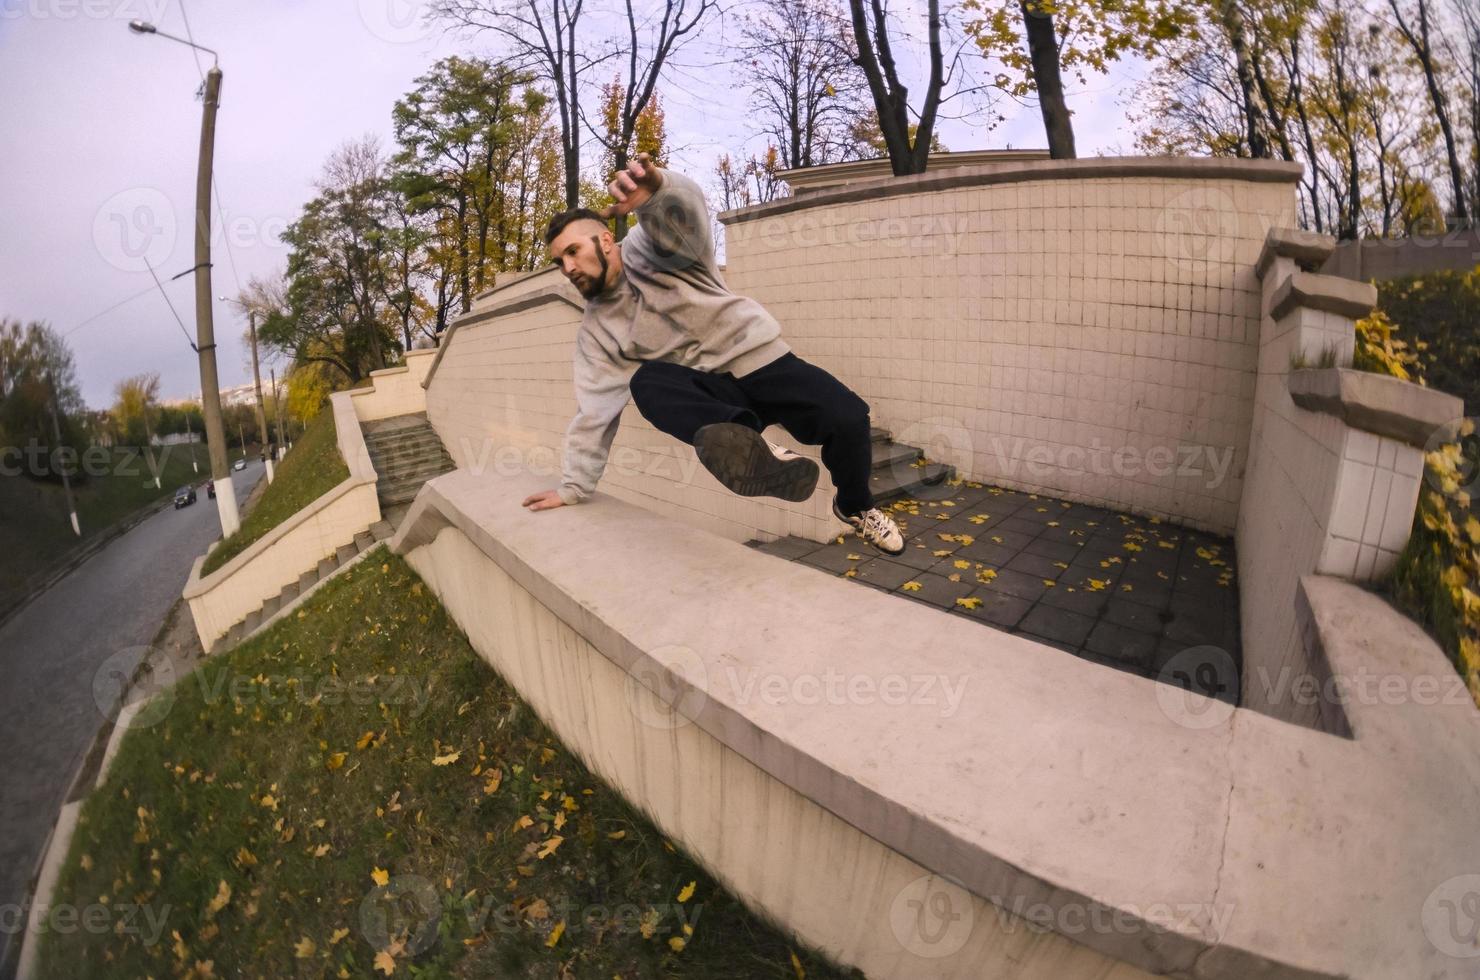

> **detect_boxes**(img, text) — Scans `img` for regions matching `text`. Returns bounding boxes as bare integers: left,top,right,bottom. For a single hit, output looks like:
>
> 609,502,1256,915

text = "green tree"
0,318,87,480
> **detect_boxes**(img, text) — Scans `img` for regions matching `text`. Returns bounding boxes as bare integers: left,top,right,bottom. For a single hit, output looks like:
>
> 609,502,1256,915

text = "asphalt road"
0,460,263,967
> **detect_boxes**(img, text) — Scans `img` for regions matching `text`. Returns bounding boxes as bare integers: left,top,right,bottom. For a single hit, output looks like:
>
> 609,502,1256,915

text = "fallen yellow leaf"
432,750,461,767
371,868,389,887
205,880,231,919
677,880,697,903
546,920,566,948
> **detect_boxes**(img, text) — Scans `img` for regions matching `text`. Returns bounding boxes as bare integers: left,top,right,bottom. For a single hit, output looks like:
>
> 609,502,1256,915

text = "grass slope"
200,410,349,577
40,549,861,980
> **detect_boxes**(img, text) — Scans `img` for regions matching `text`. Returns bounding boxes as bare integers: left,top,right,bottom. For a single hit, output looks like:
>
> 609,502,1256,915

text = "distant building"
186,379,286,408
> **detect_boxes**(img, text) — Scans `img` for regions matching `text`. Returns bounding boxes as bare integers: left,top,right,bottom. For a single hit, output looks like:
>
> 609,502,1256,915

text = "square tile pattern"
750,479,1242,702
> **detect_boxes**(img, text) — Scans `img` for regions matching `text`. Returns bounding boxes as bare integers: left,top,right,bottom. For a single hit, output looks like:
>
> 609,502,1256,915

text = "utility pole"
270,366,286,459
45,363,80,537
128,20,234,532
141,398,161,489
248,310,273,482
195,65,239,534
237,420,245,460
185,409,198,473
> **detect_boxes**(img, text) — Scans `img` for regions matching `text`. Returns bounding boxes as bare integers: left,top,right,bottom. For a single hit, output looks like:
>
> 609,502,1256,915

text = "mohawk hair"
544,208,609,245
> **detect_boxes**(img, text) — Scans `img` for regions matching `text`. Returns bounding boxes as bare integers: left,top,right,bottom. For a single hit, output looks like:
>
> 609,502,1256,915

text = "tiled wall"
426,281,841,544
1236,254,1425,724
427,164,1301,544
723,176,1299,533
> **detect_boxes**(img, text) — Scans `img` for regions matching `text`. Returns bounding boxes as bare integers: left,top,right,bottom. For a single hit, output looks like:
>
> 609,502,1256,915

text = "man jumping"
520,153,905,556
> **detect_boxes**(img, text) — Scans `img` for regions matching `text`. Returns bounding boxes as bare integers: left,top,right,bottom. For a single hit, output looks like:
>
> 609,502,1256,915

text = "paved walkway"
0,462,264,973
749,478,1241,694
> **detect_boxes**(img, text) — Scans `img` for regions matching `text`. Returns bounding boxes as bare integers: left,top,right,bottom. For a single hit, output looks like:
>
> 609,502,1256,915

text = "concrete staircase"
867,424,955,504
215,520,395,650
363,412,456,510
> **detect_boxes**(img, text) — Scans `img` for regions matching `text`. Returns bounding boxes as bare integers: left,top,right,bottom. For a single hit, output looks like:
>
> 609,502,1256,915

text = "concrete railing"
1235,227,1464,728
389,466,1480,979
183,391,381,653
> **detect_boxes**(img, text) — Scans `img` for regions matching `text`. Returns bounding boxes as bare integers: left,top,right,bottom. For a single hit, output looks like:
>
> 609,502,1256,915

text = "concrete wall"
720,158,1303,534
1323,229,1480,282
349,349,437,423
424,157,1304,542
182,367,412,652
389,466,1480,979
1234,241,1461,727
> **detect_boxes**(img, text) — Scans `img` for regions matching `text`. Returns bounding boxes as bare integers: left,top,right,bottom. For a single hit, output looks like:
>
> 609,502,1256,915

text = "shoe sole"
695,422,819,502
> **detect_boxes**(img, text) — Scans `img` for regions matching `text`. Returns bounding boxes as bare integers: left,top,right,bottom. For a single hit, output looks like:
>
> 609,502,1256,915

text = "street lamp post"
222,296,274,483
270,367,286,460
128,20,239,536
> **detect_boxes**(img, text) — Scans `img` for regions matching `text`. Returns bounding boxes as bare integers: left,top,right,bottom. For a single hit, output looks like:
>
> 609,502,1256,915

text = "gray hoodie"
555,168,793,506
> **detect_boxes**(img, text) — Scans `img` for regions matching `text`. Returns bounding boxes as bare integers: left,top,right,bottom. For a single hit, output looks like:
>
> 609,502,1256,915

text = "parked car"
233,457,246,471
174,485,197,509
206,479,215,499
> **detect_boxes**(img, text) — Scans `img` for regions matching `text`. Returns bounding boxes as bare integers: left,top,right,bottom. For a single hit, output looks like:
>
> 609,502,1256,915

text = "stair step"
260,594,282,619
362,412,429,434
365,444,446,461
354,530,374,551
870,440,922,471
242,609,262,633
372,455,452,473
316,557,335,580
224,623,243,647
870,426,891,444
299,570,318,592
370,520,395,541
379,486,424,507
870,462,955,503
364,427,440,444
369,449,454,470
365,435,441,451
380,468,454,492
335,543,356,565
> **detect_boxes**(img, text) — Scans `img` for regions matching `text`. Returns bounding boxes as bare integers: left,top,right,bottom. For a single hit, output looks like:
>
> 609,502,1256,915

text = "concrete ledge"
387,467,1480,979
423,278,583,391
15,801,81,980
1268,271,1378,322
1296,575,1479,745
777,149,1051,194
182,392,382,650
720,155,1303,225
1287,368,1463,447
1256,227,1338,281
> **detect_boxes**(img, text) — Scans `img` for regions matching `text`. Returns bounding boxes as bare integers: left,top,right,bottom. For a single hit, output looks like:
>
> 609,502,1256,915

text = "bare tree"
848,0,945,175
584,0,715,239
739,0,872,169
1386,0,1471,226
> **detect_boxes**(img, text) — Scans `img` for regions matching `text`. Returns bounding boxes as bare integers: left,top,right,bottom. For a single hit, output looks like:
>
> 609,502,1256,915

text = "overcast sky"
0,0,1143,410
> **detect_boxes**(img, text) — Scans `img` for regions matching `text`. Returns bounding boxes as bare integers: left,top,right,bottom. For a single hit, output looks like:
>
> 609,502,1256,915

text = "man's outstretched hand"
598,152,662,220
521,489,566,512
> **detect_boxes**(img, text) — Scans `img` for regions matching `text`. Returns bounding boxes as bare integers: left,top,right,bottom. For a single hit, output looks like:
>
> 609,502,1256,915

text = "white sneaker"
832,495,905,556
694,422,819,502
